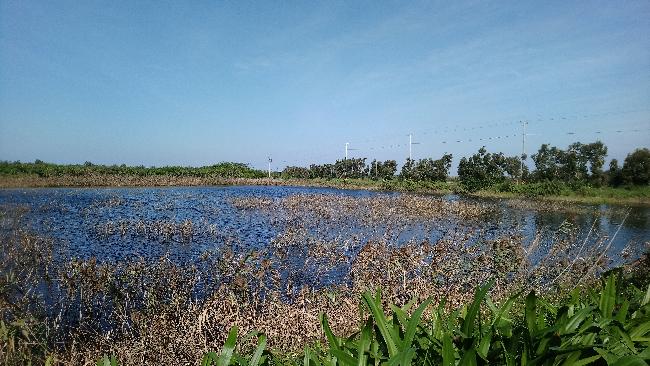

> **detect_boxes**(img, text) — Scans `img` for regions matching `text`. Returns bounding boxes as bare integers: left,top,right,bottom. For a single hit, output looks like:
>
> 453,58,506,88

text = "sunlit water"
0,185,648,288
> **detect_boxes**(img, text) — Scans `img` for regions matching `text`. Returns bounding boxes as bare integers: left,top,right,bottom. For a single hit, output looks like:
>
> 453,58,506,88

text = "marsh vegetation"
0,186,648,364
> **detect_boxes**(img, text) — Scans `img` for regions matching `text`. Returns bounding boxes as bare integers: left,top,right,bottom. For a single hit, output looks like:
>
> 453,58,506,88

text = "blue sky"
1,1,649,171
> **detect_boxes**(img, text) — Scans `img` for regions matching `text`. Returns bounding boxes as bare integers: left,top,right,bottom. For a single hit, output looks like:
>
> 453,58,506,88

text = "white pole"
345,142,349,160
409,134,412,160
520,121,527,183
268,157,272,178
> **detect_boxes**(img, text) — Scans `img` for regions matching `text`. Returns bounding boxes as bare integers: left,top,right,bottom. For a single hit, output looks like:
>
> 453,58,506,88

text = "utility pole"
344,142,358,160
520,121,528,183
409,134,412,160
408,133,420,160
267,157,272,179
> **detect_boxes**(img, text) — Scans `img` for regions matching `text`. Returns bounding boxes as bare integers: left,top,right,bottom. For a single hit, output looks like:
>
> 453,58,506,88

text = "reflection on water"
0,186,647,274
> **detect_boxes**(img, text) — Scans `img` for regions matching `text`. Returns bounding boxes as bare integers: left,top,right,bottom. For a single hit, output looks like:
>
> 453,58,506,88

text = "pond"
0,185,647,289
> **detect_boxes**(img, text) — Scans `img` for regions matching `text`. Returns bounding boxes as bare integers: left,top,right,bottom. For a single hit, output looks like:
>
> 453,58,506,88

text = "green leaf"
403,297,432,350
462,279,494,338
630,320,650,340
458,348,478,366
525,291,538,337
599,275,616,319
249,334,267,366
569,354,601,366
614,327,637,353
218,326,238,366
362,291,399,357
387,348,416,366
616,300,630,323
357,318,372,366
96,356,119,366
611,356,649,366
477,329,492,360
442,333,455,366
320,313,340,351
562,307,594,334
201,352,219,366
594,347,617,365
330,349,358,366
642,284,650,307
304,346,322,366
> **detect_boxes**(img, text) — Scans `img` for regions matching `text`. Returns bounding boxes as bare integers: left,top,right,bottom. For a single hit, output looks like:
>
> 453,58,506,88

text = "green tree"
607,158,623,187
458,147,514,191
369,160,397,180
281,166,310,179
399,158,416,180
622,148,650,185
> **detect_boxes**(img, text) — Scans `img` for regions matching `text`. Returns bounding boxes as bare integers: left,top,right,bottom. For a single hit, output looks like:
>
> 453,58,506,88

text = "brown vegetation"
1,193,646,365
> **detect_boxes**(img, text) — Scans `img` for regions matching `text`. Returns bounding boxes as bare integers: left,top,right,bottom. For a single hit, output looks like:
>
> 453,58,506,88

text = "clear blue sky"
1,1,649,171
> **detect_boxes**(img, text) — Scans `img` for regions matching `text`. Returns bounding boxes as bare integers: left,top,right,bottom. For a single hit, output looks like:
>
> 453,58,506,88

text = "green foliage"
399,154,453,182
622,148,650,186
458,147,521,192
608,159,624,187
282,166,311,179
532,141,608,185
300,274,649,365
200,327,269,366
97,355,118,366
368,159,398,180
0,161,266,179
495,180,570,197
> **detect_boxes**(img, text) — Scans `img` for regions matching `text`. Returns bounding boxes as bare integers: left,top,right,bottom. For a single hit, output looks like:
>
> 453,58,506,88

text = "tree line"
2,141,647,191
281,141,649,191
0,160,266,179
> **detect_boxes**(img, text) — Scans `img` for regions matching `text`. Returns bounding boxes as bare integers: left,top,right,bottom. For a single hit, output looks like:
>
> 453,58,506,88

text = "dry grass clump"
93,219,195,242
504,198,590,213
278,193,492,222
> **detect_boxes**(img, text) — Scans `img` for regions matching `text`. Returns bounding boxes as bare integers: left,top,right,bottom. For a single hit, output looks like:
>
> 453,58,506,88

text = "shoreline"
1,174,649,206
